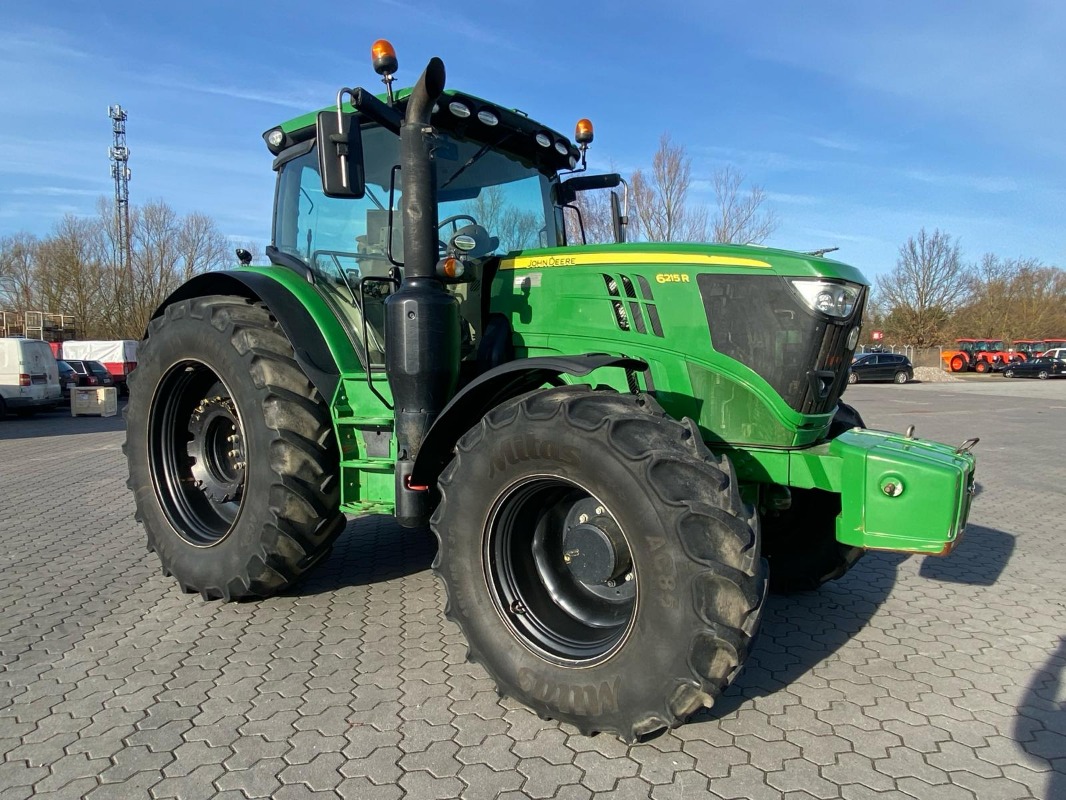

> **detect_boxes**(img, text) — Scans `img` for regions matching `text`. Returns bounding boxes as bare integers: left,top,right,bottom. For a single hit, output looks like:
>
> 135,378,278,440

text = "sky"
1,0,1064,279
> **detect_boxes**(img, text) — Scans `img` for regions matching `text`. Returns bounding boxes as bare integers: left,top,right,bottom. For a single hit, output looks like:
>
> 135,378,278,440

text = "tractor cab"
270,117,562,362
264,50,622,367
1012,340,1046,360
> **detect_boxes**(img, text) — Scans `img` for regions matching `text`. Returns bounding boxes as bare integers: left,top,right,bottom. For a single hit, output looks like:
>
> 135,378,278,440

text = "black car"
1002,357,1066,379
56,359,78,404
848,353,913,384
65,359,114,388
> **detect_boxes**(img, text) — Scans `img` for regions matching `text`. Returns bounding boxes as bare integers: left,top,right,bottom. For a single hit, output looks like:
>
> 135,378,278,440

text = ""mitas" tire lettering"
518,668,620,716
489,434,580,478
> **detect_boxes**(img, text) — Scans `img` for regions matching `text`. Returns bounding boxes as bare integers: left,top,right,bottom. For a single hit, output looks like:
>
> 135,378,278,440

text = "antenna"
108,104,132,290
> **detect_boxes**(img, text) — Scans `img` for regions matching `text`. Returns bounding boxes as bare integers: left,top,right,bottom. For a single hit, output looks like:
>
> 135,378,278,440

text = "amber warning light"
575,118,594,145
371,39,398,74
372,39,399,104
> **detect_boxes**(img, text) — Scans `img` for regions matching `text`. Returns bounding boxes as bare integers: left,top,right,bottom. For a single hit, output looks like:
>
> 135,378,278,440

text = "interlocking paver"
1,386,1064,799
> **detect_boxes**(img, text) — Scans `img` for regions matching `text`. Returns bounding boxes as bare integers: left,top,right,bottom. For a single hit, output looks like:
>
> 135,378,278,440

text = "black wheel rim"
148,360,246,546
485,477,637,664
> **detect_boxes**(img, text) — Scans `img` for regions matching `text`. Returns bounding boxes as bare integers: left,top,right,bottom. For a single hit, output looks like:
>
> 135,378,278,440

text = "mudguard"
410,354,647,485
152,269,354,403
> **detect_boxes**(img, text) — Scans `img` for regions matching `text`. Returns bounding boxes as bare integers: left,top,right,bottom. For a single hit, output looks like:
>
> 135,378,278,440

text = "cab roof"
267,87,580,175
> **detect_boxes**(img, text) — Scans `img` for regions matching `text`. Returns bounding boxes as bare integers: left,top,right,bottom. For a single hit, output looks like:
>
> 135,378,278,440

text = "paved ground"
1,379,1064,800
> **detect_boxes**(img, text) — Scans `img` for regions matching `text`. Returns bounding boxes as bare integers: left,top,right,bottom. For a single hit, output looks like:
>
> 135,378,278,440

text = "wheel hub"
488,480,638,664
187,395,244,503
562,499,631,586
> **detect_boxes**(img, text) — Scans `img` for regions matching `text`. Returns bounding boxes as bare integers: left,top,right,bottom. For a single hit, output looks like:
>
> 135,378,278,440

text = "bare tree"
463,186,541,252
563,187,617,245
948,255,1066,341
0,232,41,309
876,228,969,346
177,212,231,282
630,133,706,242
710,165,778,245
35,215,109,337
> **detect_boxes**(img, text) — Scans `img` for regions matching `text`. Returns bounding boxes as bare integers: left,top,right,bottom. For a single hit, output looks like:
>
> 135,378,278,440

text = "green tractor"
125,41,977,741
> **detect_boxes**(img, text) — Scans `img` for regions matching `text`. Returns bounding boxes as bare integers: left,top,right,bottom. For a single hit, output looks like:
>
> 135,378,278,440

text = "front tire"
763,401,866,593
125,296,344,600
432,386,765,741
1004,369,1015,379
894,371,909,384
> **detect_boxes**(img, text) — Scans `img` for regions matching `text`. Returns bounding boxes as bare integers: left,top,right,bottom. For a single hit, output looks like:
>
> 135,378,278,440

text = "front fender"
410,354,647,485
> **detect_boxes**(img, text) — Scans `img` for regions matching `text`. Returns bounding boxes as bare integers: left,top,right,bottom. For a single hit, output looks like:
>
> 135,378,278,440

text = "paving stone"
1,386,1064,800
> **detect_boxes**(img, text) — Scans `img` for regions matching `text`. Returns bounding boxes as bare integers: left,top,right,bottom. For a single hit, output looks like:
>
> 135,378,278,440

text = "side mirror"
610,191,626,243
316,110,365,198
557,172,622,205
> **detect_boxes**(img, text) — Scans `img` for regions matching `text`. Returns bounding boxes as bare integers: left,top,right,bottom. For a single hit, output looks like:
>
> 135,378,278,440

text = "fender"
411,354,647,485
152,269,362,403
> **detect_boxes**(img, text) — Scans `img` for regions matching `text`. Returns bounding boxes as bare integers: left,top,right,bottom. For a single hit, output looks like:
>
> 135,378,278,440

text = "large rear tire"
124,296,344,600
764,401,866,593
432,386,766,741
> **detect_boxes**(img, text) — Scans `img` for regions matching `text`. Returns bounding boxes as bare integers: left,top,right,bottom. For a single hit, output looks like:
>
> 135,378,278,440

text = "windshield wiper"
440,133,512,190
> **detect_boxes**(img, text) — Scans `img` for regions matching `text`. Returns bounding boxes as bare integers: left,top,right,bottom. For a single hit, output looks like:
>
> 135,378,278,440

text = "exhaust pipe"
384,57,461,527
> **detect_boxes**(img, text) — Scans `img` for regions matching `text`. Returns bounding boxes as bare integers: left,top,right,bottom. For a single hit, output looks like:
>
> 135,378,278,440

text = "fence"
859,345,945,369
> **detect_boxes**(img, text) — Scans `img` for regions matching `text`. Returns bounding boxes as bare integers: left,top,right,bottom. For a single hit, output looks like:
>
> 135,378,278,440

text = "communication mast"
108,104,132,282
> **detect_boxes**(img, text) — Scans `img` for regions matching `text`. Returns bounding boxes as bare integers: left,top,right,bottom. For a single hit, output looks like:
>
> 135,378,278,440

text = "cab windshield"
273,126,558,362
274,126,556,280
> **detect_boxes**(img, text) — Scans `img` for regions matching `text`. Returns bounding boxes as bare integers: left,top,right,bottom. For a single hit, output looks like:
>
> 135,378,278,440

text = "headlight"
790,279,860,318
448,101,471,118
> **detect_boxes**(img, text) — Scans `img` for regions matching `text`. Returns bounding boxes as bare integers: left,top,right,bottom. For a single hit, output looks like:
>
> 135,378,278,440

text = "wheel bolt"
578,514,588,523
509,600,526,615
595,506,604,515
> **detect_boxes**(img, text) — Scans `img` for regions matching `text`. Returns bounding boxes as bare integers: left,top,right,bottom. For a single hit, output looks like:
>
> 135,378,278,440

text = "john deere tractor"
125,42,977,741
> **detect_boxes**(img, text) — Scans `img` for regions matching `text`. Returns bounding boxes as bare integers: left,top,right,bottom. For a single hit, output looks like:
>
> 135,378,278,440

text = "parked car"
848,353,913,384
1040,348,1066,361
0,338,63,418
65,359,115,388
56,359,78,404
58,340,137,396
1002,357,1066,380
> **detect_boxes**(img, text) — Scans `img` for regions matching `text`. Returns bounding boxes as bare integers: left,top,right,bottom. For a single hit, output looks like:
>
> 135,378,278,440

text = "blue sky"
1,1,1063,278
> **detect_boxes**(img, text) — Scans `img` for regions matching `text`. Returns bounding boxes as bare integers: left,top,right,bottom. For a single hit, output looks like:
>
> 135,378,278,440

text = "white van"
0,338,63,417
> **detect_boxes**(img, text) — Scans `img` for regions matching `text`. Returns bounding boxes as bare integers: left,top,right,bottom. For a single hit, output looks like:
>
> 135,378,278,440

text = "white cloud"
902,169,1018,194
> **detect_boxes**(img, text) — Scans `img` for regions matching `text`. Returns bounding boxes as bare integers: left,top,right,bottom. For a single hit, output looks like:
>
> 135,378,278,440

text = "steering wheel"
437,214,480,253
438,214,479,235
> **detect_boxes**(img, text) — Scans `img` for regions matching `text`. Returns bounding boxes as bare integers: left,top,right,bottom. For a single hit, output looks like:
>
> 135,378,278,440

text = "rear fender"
152,269,361,404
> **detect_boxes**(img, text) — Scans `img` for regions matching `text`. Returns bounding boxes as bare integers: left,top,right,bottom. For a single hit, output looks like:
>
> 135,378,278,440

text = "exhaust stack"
383,57,461,527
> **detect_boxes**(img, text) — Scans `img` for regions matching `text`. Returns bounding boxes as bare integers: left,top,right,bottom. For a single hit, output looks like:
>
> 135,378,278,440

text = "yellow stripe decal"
499,252,772,270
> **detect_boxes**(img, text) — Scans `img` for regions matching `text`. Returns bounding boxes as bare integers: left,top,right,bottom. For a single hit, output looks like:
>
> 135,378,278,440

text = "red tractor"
1010,340,1047,362
942,338,1008,373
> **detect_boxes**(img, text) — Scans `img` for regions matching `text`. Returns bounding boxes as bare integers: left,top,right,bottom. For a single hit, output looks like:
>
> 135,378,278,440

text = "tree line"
4,136,1061,349
0,199,243,340
869,228,1066,347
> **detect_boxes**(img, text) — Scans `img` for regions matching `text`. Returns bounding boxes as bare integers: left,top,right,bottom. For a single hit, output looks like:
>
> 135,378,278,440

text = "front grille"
697,274,864,414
